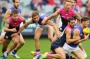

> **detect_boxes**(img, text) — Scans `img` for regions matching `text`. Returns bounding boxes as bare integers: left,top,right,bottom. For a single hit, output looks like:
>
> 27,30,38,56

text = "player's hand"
11,33,18,37
11,28,17,32
83,34,89,41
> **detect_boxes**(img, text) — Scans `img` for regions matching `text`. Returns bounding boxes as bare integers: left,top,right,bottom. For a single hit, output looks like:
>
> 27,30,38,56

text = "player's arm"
17,18,33,34
66,29,78,44
74,11,81,24
21,17,27,24
56,15,61,28
73,29,89,44
45,19,61,37
42,9,60,24
3,9,11,23
4,19,16,32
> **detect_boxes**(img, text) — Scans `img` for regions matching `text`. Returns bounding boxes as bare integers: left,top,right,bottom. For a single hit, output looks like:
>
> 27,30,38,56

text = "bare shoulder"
74,28,80,35
5,9,12,14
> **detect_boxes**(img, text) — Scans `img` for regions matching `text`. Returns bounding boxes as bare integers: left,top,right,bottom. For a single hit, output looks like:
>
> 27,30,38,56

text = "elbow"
4,28,7,32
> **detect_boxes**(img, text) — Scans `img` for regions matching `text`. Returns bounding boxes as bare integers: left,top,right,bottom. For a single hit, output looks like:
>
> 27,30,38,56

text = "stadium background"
0,0,90,59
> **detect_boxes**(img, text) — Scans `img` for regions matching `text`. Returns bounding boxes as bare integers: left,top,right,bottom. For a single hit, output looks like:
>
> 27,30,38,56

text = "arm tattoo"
4,19,10,28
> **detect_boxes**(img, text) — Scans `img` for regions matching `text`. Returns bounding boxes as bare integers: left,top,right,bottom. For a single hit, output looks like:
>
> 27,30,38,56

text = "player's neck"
80,24,84,29
14,6,18,9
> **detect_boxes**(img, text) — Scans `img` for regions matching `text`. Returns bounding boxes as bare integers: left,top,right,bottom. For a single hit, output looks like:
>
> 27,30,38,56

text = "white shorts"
63,43,80,55
37,24,51,30
1,29,6,36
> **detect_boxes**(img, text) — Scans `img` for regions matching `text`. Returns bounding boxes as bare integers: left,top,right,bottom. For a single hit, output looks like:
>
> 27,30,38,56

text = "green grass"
0,38,90,59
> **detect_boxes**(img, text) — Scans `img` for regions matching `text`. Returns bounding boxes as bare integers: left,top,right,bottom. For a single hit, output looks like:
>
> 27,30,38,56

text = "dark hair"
67,17,75,22
73,0,77,2
64,0,71,2
31,11,39,18
12,9,18,15
81,16,89,23
13,0,20,3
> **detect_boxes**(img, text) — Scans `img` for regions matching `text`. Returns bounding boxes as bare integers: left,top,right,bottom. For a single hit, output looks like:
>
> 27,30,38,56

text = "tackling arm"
66,29,78,44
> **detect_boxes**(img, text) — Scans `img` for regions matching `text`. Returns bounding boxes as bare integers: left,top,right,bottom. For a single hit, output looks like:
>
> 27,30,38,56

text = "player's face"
71,0,76,9
65,2,71,11
14,0,20,9
12,14,19,21
84,20,89,27
69,20,75,28
33,15,39,23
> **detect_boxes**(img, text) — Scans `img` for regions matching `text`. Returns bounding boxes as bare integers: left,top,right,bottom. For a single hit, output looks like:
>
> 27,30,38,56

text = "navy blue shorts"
51,37,66,52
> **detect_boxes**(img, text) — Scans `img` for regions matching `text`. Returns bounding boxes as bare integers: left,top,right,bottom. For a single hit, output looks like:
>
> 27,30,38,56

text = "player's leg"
3,35,20,58
78,43,87,58
40,47,66,59
0,35,4,44
47,26,54,42
72,49,85,59
2,39,11,53
0,30,5,44
14,34,25,51
34,27,43,53
11,34,25,54
11,34,24,58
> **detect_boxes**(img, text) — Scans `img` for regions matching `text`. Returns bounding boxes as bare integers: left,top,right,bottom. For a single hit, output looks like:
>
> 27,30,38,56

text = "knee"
48,36,53,42
14,40,19,46
19,40,25,45
34,36,39,41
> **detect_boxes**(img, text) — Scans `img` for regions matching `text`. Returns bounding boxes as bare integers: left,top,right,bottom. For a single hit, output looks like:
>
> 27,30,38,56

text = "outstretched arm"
42,9,60,24
74,12,81,24
17,18,33,34
46,19,61,38
56,15,61,28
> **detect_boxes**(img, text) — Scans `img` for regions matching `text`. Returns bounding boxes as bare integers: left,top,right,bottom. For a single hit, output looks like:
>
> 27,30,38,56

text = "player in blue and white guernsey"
12,11,60,56
71,0,87,58
0,0,25,58
63,16,89,59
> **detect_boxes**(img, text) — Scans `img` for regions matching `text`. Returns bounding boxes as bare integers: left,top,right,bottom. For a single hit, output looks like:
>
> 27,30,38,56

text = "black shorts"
4,32,13,40
51,37,66,52
59,26,66,32
4,32,19,40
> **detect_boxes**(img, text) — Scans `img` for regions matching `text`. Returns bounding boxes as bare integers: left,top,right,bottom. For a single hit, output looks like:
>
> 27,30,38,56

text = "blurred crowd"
0,0,90,18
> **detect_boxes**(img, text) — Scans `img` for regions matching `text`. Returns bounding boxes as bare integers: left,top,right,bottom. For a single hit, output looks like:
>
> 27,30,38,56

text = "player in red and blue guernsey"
0,10,26,59
0,0,25,58
42,0,81,31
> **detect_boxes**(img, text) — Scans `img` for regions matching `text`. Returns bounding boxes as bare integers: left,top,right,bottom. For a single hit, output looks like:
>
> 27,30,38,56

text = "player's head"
64,0,71,11
81,16,89,28
13,0,20,9
68,17,75,28
71,0,77,9
31,11,39,23
12,10,19,21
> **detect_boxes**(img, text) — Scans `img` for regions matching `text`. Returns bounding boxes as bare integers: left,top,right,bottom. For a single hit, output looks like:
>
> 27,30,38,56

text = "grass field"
0,38,90,59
